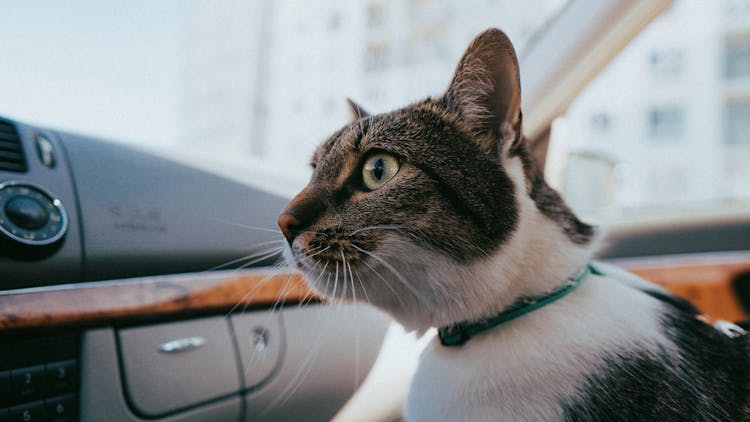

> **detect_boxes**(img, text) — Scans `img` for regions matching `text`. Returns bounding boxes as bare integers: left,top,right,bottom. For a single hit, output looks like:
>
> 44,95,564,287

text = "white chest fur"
405,268,670,422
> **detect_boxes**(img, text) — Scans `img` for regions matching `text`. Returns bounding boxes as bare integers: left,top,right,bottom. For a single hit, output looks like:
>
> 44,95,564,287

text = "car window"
557,0,750,227
1,0,569,195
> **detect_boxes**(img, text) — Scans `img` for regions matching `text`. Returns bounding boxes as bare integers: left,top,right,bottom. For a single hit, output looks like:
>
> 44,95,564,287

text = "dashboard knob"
5,196,49,230
0,182,67,246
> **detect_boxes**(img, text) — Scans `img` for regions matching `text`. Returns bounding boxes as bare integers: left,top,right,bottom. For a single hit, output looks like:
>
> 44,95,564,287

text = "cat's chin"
284,236,422,326
285,234,497,332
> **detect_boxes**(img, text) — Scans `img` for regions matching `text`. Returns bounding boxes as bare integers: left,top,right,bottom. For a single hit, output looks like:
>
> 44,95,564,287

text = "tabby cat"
278,28,750,421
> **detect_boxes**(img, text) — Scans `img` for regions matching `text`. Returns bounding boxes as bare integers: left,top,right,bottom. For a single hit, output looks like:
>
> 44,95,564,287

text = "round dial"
0,182,67,246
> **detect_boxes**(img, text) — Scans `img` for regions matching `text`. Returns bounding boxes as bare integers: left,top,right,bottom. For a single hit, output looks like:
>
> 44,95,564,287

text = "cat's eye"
362,153,399,190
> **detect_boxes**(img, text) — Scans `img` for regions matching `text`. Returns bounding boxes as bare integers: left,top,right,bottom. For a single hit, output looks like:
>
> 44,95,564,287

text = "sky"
0,1,183,147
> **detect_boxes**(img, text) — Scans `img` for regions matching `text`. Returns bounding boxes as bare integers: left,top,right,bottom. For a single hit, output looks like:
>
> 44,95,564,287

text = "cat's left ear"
346,98,370,121
443,28,523,156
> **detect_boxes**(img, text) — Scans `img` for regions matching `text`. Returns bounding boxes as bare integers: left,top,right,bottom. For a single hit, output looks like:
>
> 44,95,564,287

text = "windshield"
1,0,569,194
559,0,750,226
6,1,745,227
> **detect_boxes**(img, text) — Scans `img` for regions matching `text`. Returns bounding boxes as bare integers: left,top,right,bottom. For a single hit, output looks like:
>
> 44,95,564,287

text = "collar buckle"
438,323,470,346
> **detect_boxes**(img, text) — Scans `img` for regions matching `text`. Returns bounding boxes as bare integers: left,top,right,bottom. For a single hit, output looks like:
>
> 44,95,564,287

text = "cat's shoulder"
592,261,703,316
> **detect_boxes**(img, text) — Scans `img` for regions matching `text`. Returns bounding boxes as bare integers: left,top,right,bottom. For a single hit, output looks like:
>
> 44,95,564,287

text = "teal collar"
438,264,598,347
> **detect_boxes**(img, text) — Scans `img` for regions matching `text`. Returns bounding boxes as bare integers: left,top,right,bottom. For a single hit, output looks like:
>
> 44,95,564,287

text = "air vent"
0,121,27,173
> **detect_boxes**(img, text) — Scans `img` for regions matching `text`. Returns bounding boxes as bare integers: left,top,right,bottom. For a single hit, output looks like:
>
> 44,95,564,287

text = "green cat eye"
362,153,399,190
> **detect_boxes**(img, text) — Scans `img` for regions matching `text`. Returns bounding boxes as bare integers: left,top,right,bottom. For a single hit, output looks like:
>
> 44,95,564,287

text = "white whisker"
352,267,371,305
345,256,361,390
332,261,340,300
233,248,285,272
222,260,287,319
205,245,284,272
356,250,406,307
340,251,348,300
350,224,411,236
209,218,282,235
352,244,420,298
305,246,331,259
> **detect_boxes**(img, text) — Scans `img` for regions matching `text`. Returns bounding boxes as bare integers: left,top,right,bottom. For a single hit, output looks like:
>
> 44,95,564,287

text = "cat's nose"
278,212,303,244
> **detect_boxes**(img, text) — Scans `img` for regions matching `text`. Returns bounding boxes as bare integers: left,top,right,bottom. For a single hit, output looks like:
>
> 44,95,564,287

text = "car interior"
1,0,749,421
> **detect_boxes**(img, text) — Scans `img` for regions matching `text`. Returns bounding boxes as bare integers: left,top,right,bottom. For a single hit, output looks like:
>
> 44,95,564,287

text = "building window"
367,2,386,28
724,37,750,79
647,106,684,140
323,97,336,114
724,100,750,145
726,0,750,16
365,42,390,71
328,12,341,30
406,26,447,65
646,165,687,196
589,113,611,133
366,87,383,103
648,48,684,78
292,100,304,115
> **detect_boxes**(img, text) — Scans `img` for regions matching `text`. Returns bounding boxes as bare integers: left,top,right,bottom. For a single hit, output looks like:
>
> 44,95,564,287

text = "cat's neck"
417,155,601,331
498,154,599,294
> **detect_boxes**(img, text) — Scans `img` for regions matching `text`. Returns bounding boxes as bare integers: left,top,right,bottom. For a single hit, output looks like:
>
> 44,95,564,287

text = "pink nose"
278,212,303,243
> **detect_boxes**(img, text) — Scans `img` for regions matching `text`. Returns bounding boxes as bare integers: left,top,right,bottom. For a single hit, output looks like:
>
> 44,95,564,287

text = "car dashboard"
0,116,390,422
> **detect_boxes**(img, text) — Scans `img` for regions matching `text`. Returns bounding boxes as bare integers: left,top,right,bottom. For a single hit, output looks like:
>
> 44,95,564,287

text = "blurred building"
359,0,566,112
181,0,271,155
181,0,749,211
565,0,750,213
180,0,566,180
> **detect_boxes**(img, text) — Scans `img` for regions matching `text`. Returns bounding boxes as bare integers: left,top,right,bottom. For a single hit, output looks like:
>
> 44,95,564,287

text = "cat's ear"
346,98,370,121
443,28,522,155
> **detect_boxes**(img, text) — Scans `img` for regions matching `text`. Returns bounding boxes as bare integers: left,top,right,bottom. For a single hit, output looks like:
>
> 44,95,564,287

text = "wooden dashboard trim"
0,270,317,334
2,251,749,334
610,251,750,322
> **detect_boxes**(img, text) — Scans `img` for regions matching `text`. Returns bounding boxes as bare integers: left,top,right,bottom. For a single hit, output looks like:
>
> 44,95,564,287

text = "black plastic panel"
0,334,81,422
598,218,750,258
0,120,83,289
0,116,289,288
60,132,287,282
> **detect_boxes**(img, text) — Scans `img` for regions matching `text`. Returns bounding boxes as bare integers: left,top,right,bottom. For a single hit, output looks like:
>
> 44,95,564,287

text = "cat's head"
278,29,595,330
